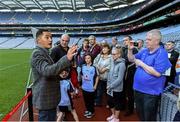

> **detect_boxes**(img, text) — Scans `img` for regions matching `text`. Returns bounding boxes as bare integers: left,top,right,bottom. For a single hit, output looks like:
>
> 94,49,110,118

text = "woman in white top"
93,43,112,106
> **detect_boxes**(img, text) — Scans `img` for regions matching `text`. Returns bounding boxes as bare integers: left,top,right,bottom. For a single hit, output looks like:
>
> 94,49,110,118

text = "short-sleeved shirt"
58,79,71,106
81,64,98,92
133,46,171,95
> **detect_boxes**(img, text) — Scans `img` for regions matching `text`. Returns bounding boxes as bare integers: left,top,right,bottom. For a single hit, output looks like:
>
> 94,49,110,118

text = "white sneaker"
75,88,79,94
109,117,119,122
106,114,114,121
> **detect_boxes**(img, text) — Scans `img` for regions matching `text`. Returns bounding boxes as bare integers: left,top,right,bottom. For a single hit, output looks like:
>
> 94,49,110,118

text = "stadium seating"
0,37,27,49
0,2,144,25
0,24,179,49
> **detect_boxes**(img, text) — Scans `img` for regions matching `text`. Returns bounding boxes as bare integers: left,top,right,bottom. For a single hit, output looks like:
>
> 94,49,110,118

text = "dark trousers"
134,90,160,121
174,111,180,121
124,65,136,112
165,75,176,87
120,88,126,110
107,91,123,110
126,82,134,112
125,78,134,112
39,109,56,121
82,90,95,113
95,80,107,105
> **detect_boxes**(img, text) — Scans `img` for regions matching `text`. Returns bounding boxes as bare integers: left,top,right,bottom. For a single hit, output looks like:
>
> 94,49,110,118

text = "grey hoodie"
107,58,126,92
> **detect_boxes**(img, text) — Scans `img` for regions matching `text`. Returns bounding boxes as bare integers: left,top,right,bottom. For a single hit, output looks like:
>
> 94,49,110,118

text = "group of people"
30,29,179,121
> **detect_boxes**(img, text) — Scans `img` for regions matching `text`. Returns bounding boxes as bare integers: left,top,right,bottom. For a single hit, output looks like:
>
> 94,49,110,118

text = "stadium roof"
0,0,146,12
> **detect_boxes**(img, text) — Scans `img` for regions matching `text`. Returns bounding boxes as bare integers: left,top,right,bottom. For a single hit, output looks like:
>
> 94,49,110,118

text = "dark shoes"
124,111,133,116
84,111,94,118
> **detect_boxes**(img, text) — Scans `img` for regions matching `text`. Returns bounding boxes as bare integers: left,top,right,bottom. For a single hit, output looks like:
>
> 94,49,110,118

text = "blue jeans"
134,90,160,121
39,109,56,121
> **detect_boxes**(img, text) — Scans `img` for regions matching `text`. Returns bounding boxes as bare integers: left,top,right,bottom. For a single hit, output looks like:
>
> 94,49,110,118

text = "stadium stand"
0,37,27,49
0,2,145,25
0,24,179,49
0,37,11,44
0,0,179,121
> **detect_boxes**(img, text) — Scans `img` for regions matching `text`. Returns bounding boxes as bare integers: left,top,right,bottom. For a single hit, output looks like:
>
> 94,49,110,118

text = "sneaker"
84,111,89,117
106,114,114,121
106,105,110,108
85,112,94,119
75,88,79,94
109,118,119,122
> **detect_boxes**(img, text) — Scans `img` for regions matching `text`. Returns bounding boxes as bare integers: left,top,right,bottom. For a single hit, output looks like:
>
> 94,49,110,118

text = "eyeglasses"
115,45,121,48
61,39,69,42
89,38,94,40
112,53,118,55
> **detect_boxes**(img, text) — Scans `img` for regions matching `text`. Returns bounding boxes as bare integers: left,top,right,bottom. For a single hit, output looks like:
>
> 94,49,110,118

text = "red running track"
3,90,139,121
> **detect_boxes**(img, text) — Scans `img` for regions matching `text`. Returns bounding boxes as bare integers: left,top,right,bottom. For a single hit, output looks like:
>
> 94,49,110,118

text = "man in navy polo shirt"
128,29,171,121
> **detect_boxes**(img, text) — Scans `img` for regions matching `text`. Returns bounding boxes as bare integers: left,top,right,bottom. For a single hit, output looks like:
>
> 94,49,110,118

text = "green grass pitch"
0,49,33,120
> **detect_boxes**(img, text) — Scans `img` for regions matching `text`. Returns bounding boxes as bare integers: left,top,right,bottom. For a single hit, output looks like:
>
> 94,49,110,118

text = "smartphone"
134,42,138,47
130,41,138,47
75,38,82,45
